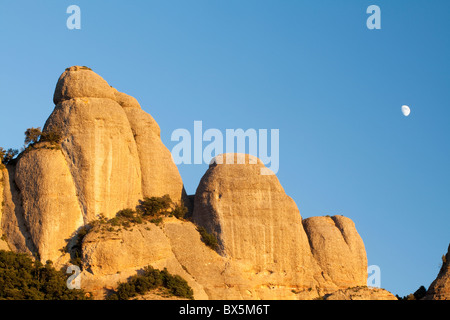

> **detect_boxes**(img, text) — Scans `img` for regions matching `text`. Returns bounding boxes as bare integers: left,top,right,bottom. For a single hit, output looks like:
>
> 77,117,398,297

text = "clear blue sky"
0,0,449,297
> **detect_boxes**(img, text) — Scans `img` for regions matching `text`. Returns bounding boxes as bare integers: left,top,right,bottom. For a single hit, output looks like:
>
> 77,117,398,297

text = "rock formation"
424,244,450,300
53,66,116,105
192,154,331,291
189,153,370,298
1,66,188,264
322,287,397,300
0,66,398,300
80,218,249,300
44,68,143,222
118,92,187,203
14,143,84,263
1,166,36,255
0,168,8,251
302,215,367,288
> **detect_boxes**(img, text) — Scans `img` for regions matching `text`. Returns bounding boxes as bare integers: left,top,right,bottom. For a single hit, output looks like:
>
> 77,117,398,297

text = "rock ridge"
0,66,398,300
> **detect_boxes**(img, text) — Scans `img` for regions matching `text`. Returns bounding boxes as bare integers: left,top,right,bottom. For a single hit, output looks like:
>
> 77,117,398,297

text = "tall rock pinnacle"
2,66,187,263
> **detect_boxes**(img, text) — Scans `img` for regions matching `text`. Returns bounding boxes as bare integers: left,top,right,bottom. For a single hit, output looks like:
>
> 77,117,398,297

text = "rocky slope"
424,244,450,300
322,287,397,300
0,66,397,300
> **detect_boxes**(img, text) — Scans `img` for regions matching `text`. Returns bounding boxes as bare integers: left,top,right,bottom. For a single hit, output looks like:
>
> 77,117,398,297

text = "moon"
401,105,411,117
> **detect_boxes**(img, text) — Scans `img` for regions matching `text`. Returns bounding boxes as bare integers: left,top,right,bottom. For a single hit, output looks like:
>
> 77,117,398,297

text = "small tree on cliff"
24,127,62,147
0,147,19,165
24,127,42,146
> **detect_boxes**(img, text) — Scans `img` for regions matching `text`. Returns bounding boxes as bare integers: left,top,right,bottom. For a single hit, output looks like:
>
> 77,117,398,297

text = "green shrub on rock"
138,195,172,217
197,226,219,251
0,250,91,300
108,266,193,300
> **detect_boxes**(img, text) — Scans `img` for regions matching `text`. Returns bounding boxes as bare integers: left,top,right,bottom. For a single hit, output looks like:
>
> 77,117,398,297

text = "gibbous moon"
401,105,411,117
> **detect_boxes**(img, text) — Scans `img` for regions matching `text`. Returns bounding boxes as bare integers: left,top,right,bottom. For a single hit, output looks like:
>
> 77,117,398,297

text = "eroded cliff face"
190,153,369,298
44,96,143,222
1,166,36,255
79,153,370,300
302,216,367,288
79,217,330,300
14,144,84,263
80,218,250,300
120,103,187,203
0,66,187,264
0,66,393,300
0,168,9,251
192,154,330,290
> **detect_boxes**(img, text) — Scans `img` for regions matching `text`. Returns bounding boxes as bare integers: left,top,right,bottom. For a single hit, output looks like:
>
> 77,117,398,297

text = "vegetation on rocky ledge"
24,127,62,147
107,265,194,300
66,195,189,266
196,226,219,251
0,250,91,300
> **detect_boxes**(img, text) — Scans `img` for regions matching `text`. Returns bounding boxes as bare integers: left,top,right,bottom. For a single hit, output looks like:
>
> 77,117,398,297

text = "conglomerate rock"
0,67,400,300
